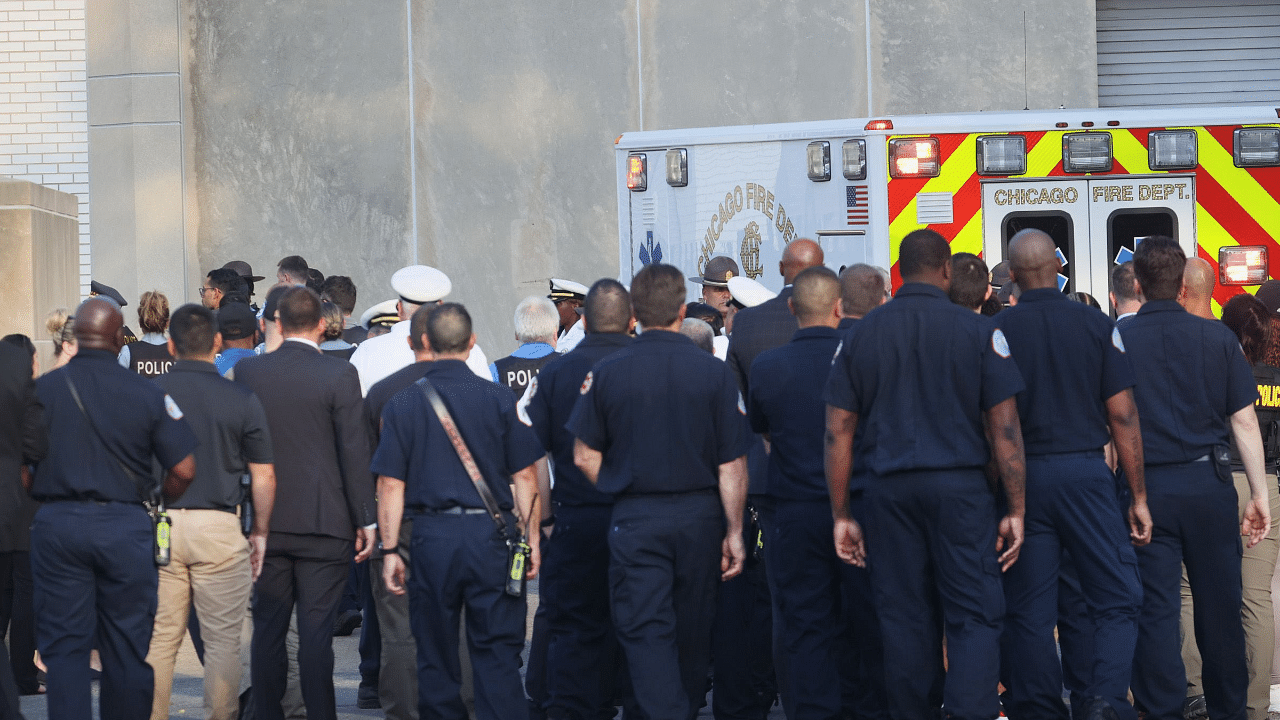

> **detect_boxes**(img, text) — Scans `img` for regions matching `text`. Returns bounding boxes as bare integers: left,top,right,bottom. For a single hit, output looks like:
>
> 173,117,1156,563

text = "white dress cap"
728,276,776,308
392,265,452,304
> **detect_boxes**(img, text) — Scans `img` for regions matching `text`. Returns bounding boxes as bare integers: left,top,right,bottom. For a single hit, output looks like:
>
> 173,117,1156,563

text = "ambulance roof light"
1107,120,1120,127
888,137,941,179
865,119,893,131
976,135,1026,176
842,139,867,181
1082,121,1095,127
1148,130,1197,170
1234,127,1280,167
1062,132,1113,173
1219,246,1268,286
666,148,688,187
626,154,647,192
807,141,832,182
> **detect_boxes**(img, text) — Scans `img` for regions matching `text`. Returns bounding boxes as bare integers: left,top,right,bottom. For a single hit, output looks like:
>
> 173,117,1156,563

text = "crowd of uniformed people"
2,232,1280,720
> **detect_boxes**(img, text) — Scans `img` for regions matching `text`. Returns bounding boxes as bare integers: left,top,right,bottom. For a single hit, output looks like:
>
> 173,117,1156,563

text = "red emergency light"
1219,246,1268,286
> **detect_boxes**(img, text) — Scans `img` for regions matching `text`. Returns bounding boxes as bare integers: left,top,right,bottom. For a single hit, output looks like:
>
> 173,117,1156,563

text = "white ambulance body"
615,106,1280,310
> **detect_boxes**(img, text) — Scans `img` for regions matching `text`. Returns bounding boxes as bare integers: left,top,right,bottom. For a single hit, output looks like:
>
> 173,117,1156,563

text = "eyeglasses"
199,286,216,296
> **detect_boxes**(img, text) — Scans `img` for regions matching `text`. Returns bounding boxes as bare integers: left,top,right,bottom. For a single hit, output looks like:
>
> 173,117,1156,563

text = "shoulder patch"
1112,326,1126,353
832,340,843,365
579,371,593,395
164,394,184,420
991,328,1011,359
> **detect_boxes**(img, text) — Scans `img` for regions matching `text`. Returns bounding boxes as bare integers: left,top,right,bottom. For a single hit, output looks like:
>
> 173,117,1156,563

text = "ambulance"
614,106,1280,312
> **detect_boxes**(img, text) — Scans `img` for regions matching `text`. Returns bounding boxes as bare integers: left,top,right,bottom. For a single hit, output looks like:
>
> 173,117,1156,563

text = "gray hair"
679,318,715,354
513,296,560,345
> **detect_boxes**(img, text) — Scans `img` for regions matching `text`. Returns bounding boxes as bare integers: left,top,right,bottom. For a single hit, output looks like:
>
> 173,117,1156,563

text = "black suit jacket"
0,343,46,552
726,286,798,399
234,340,374,540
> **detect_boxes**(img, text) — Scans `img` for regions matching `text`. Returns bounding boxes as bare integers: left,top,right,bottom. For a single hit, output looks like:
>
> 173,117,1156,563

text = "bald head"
780,239,824,284
73,297,125,352
1008,229,1061,290
1179,256,1216,319
841,264,888,318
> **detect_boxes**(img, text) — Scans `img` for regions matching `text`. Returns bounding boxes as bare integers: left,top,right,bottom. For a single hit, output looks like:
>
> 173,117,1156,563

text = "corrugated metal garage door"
1096,0,1280,106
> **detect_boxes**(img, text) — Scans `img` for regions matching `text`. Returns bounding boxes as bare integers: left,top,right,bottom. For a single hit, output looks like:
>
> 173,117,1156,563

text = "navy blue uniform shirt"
566,329,752,495
372,359,544,511
33,348,197,502
1120,299,1257,464
823,283,1025,475
520,332,631,505
995,288,1134,455
749,326,843,501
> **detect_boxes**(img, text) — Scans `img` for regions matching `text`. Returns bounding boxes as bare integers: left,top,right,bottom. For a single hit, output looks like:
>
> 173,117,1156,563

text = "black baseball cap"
217,302,258,340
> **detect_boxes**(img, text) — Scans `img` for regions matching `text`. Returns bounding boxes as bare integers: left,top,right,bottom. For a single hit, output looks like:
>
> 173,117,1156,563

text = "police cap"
690,256,740,288
222,260,265,282
90,280,127,307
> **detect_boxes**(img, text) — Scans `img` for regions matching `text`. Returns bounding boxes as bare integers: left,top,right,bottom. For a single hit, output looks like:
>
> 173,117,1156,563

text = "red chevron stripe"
887,133,969,221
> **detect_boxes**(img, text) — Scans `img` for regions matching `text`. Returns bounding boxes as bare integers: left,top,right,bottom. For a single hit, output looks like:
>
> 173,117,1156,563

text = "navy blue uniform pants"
610,492,724,720
713,501,775,720
1000,453,1141,720
541,503,631,720
30,501,157,720
1132,462,1247,720
770,496,886,720
409,513,528,720
251,532,352,720
866,469,1003,720
1056,552,1094,720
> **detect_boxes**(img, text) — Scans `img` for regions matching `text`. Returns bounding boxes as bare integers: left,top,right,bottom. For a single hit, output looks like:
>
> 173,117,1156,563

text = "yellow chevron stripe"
887,134,979,268
1196,201,1237,262
1026,131,1065,176
1112,130,1161,177
1195,127,1280,245
950,210,984,256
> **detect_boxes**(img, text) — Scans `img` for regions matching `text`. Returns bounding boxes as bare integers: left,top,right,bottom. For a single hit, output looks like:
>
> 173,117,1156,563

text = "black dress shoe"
333,609,362,637
1181,695,1208,720
1084,696,1121,720
357,683,381,709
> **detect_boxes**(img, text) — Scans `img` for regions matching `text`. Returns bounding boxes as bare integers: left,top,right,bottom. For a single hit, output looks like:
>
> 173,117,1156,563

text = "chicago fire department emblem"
739,221,763,279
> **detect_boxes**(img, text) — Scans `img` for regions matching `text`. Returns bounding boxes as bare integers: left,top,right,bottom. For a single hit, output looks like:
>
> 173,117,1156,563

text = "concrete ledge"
0,179,80,219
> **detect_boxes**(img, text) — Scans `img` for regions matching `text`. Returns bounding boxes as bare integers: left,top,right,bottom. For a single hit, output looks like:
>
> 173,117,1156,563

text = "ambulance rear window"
1109,210,1176,266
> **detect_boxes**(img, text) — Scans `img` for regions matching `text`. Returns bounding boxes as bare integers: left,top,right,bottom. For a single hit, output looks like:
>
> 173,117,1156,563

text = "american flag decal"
846,185,869,226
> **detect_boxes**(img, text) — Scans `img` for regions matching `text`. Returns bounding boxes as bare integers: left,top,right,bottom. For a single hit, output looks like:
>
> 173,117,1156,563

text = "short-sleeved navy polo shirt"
520,333,631,505
749,326,843,501
994,287,1135,455
566,329,752,496
33,348,198,502
1120,299,1258,464
372,359,544,511
823,282,1025,476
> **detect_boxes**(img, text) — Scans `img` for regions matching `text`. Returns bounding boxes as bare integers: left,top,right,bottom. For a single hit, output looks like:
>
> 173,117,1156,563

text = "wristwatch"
377,541,398,553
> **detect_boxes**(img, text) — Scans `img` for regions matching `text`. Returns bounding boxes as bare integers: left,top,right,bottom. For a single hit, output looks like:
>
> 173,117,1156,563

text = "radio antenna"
1023,12,1029,110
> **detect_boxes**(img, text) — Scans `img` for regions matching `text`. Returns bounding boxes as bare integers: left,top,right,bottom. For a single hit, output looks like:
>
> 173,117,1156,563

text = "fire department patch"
992,329,1011,359
164,395,184,420
1112,327,1126,353
579,371,593,395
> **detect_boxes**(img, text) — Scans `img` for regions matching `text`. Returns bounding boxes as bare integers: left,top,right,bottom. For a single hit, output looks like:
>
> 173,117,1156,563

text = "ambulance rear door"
981,179,1090,294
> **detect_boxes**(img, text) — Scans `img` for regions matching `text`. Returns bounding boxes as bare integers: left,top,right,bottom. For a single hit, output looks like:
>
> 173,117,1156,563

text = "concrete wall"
42,0,1099,357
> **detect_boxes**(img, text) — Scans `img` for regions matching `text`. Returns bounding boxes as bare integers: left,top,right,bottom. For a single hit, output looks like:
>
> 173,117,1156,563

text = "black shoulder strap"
63,373,160,506
415,377,508,535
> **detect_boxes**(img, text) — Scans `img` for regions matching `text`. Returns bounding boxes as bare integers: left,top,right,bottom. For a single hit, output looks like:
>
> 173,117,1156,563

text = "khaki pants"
1181,471,1280,720
148,509,252,720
